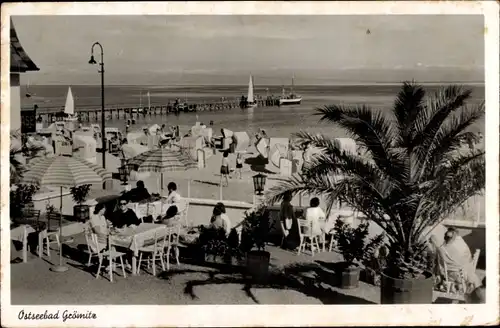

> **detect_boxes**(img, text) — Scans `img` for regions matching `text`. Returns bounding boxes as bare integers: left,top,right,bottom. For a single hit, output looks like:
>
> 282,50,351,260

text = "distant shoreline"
21,82,486,88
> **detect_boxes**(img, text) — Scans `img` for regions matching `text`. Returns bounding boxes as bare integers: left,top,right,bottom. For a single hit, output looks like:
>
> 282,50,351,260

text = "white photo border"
1,1,498,327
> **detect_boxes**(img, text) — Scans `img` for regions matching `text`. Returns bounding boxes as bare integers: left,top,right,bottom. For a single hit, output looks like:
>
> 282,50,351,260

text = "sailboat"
25,78,35,98
279,75,302,106
245,75,257,109
63,86,78,122
147,91,151,111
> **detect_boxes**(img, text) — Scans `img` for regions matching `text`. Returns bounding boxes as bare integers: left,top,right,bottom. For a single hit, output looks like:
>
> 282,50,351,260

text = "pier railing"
28,97,283,123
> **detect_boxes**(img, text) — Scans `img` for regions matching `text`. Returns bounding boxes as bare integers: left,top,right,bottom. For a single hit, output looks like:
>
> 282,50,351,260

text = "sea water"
22,84,485,138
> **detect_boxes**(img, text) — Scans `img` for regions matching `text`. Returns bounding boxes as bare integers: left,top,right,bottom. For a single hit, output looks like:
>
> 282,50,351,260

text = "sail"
64,87,75,115
247,75,254,103
147,91,151,109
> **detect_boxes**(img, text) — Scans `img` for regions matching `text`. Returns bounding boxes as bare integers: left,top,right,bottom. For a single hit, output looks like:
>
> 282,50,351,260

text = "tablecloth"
110,223,168,252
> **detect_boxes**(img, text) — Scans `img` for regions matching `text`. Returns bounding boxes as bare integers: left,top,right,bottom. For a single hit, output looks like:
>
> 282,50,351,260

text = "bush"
198,226,243,262
10,184,40,218
70,184,91,205
333,219,384,268
240,205,272,253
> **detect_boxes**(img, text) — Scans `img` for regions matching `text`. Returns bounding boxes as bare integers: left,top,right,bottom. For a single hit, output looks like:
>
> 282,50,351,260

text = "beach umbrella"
21,155,112,273
127,147,198,192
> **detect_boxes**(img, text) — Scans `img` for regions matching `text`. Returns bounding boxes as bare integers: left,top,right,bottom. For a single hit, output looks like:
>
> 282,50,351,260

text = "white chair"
175,199,190,227
84,226,101,266
84,231,127,282
136,228,167,276
37,212,61,258
441,248,481,295
135,203,149,223
91,234,128,282
164,225,181,271
471,249,481,270
297,219,321,256
318,217,336,252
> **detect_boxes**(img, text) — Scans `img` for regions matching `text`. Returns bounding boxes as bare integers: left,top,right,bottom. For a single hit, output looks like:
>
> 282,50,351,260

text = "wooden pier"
35,97,282,124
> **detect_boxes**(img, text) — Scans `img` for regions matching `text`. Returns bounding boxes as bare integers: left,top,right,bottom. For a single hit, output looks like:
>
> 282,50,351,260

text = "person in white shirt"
304,197,326,237
164,182,182,204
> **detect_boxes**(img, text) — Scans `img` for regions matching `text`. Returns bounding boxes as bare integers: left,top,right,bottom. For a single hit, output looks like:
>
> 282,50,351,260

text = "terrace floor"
10,233,485,305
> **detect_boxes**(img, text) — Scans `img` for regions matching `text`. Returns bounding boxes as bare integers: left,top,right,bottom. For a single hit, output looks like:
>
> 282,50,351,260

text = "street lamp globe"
88,55,97,65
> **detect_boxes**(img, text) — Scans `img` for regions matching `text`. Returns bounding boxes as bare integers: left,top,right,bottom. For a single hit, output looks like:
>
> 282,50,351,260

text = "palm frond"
315,104,407,184
414,151,485,238
392,81,426,147
411,85,473,170
419,102,485,178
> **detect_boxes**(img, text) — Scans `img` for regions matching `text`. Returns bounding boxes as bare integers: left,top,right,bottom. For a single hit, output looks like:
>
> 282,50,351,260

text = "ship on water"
279,75,302,106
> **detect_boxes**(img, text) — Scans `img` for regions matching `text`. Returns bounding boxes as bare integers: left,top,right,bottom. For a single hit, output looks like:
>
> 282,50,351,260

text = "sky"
12,15,485,85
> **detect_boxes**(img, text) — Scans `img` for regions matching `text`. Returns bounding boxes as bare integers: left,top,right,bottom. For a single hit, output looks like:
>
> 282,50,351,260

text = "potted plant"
332,219,385,289
361,237,388,286
240,205,272,281
265,82,485,303
10,184,40,219
70,184,91,222
198,226,243,268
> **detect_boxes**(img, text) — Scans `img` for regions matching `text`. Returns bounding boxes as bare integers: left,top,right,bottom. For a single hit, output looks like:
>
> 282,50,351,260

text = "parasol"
21,155,112,272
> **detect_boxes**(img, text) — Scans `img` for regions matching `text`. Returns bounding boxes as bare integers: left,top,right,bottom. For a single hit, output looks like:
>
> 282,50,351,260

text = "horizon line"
22,81,486,87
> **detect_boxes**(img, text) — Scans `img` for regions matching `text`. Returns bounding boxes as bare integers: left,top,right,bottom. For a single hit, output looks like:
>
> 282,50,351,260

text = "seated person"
89,204,110,235
163,182,181,204
88,204,110,250
125,180,151,203
109,199,142,229
209,202,231,237
304,197,326,237
430,229,481,293
161,205,180,227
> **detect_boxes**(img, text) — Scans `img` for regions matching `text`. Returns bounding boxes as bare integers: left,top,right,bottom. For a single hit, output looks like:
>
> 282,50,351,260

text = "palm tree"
266,82,485,279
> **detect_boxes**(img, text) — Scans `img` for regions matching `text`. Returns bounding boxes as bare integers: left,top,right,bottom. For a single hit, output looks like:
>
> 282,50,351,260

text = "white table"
110,223,168,275
11,224,43,263
11,221,85,263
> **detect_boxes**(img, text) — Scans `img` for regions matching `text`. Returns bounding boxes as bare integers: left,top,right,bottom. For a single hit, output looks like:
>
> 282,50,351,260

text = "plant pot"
246,250,270,281
337,263,361,289
364,268,381,286
73,205,90,222
380,270,434,304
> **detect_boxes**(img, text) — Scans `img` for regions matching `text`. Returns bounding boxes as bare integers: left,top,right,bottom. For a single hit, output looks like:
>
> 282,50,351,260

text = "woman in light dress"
88,204,111,252
429,228,481,294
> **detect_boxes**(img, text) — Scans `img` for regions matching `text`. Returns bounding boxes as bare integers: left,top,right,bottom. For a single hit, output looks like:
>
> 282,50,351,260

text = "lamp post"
252,173,267,204
88,42,106,170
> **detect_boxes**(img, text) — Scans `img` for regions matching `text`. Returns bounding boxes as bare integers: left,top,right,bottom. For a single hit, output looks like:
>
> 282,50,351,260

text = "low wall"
32,188,74,217
185,198,253,228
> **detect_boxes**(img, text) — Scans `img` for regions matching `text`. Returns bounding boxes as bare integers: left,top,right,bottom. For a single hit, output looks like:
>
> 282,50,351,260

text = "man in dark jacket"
110,199,141,228
124,180,151,203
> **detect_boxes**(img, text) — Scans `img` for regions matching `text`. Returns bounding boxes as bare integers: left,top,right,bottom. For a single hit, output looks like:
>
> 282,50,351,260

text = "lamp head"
88,55,97,65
